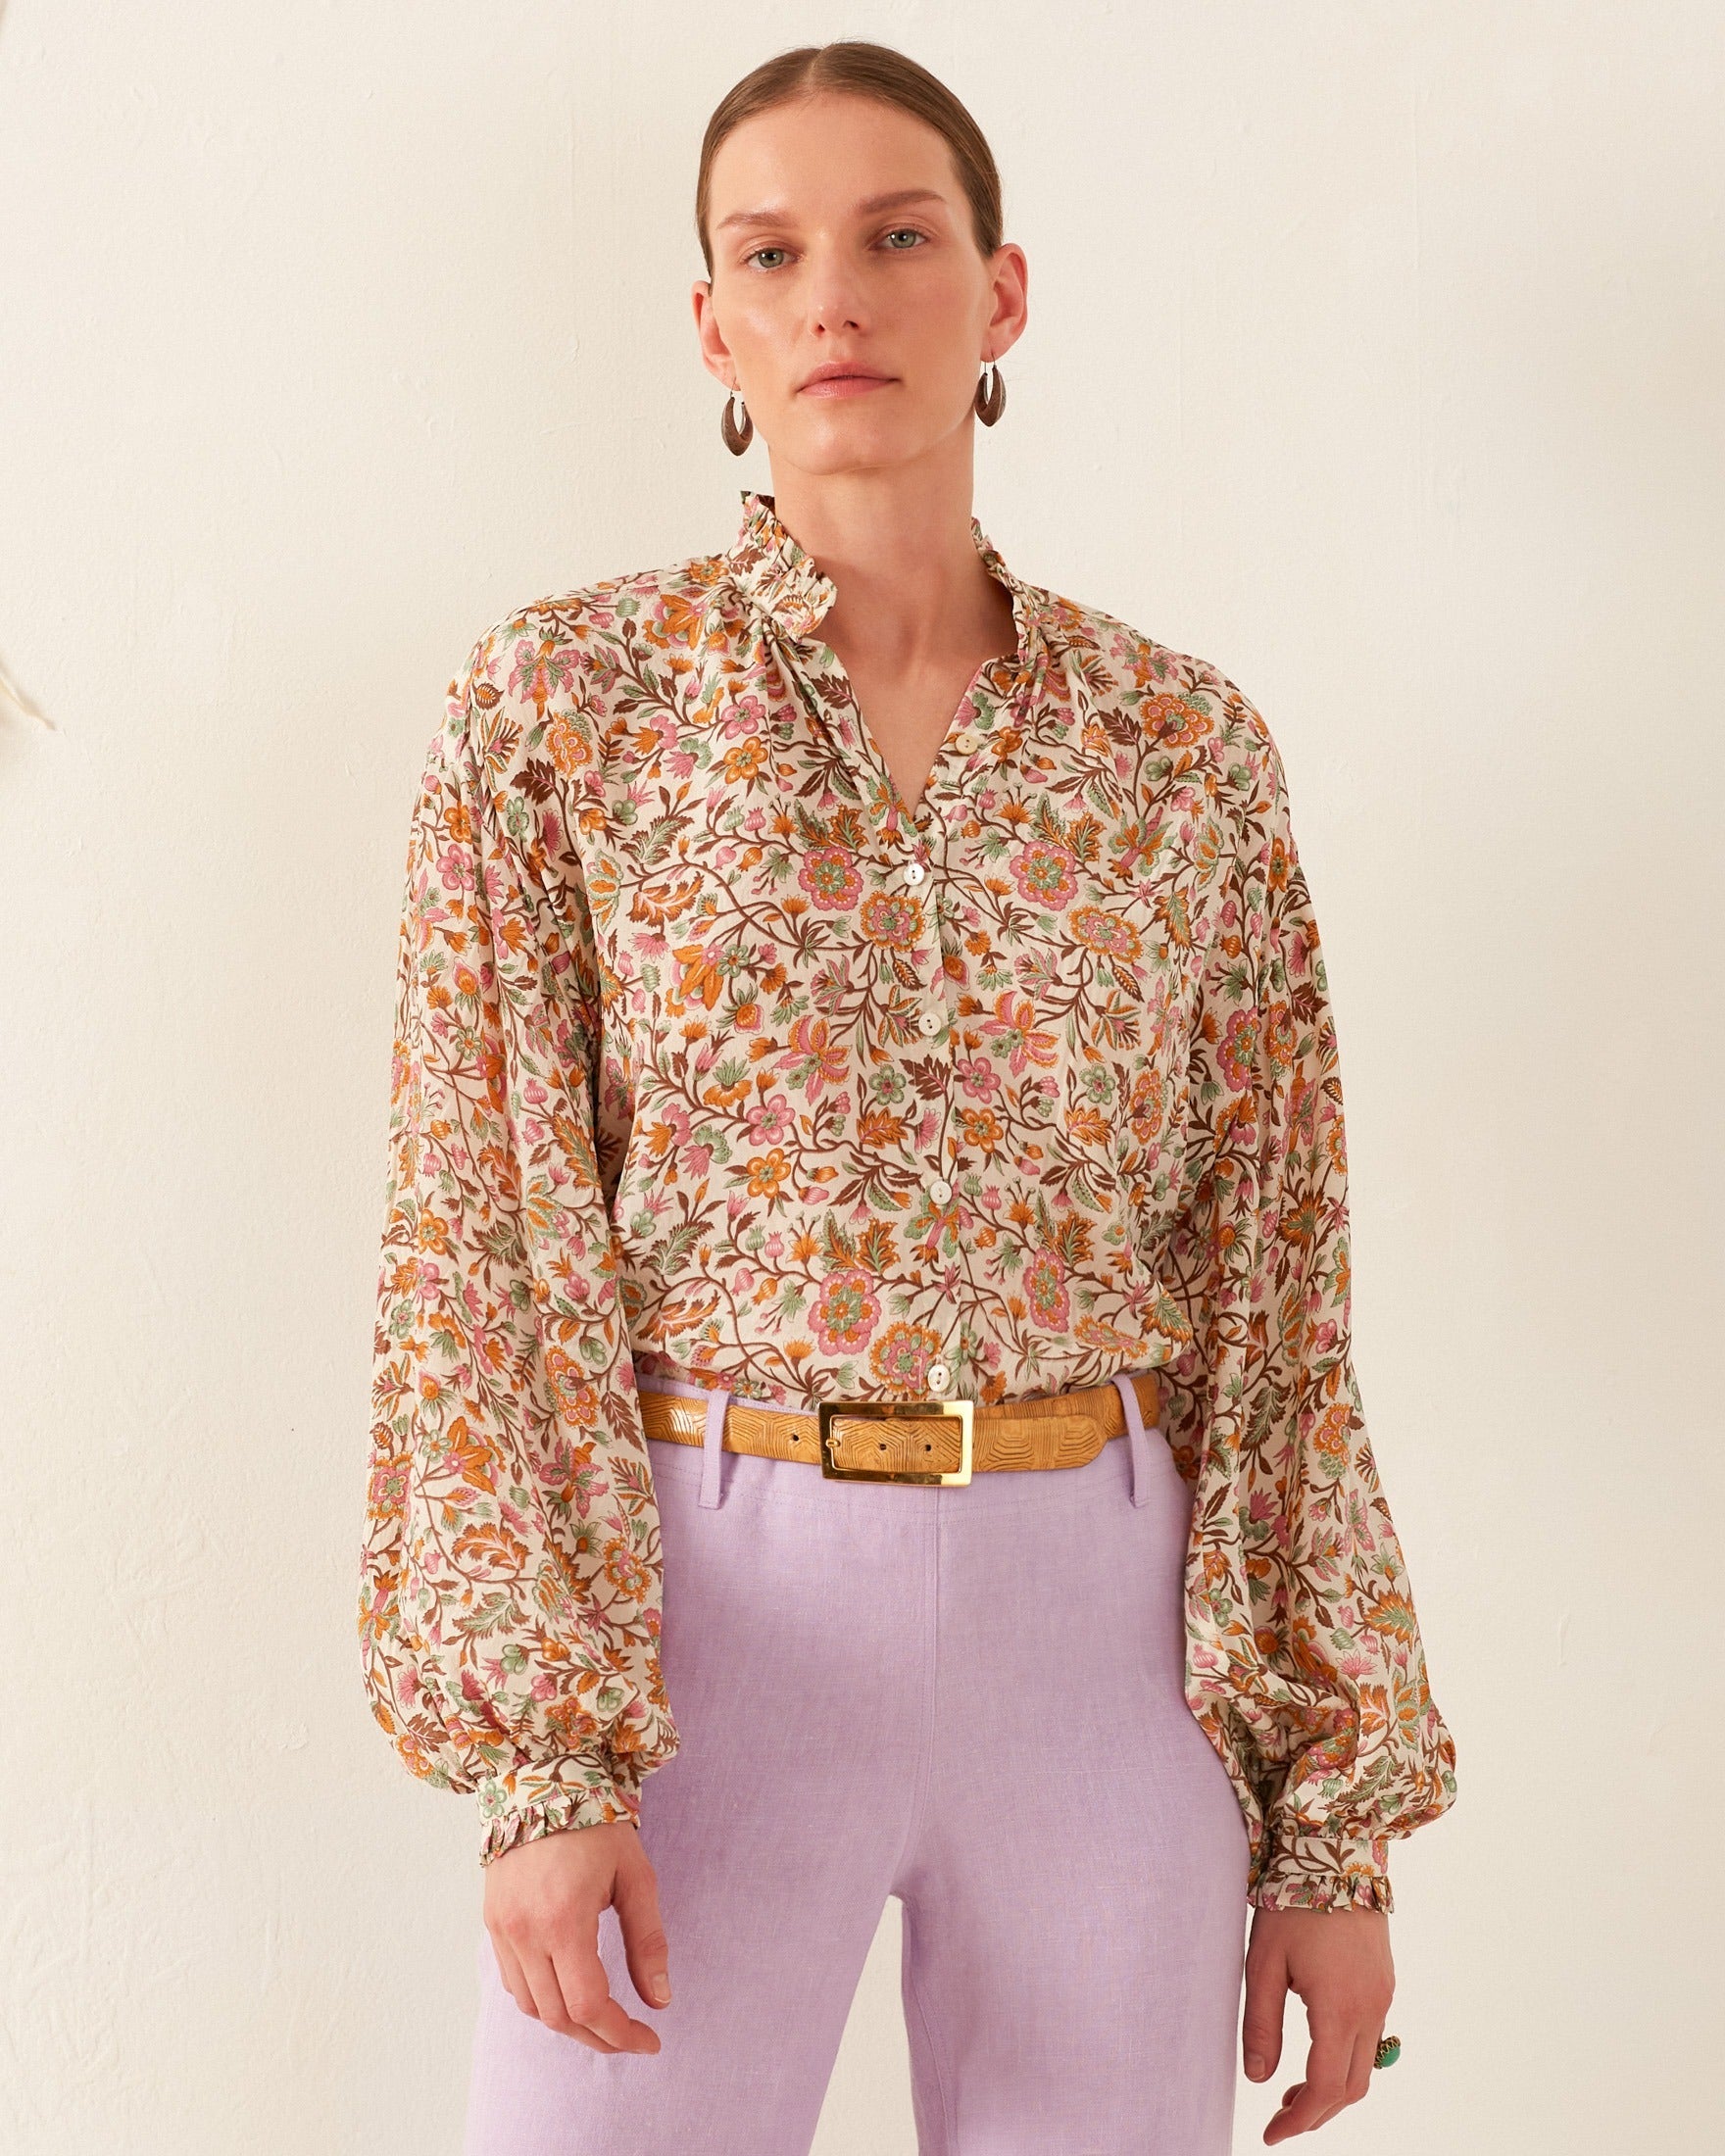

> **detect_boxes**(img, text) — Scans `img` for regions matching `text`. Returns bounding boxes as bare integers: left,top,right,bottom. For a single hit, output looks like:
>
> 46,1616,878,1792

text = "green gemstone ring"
1373,2035,1402,2069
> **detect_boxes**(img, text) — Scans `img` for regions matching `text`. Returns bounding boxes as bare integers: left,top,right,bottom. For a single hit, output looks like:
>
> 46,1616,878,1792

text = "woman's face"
694,91,1026,479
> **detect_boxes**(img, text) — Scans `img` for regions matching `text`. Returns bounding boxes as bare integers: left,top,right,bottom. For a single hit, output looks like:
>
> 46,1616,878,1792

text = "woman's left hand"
1242,1904,1396,2142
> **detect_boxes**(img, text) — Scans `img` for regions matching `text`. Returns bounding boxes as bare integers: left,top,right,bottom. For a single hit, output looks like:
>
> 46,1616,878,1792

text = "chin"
785,419,938,473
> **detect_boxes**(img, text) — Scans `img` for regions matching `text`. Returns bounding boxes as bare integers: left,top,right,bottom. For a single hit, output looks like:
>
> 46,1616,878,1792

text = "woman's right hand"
482,1820,672,2053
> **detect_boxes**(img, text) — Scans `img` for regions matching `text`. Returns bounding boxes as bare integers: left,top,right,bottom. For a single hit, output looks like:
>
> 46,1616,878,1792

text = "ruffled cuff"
1251,1827,1396,1915
476,1746,648,1866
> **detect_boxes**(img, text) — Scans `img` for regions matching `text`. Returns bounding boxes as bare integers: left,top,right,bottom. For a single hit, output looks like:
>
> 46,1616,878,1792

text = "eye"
881,226,929,251
745,245,790,271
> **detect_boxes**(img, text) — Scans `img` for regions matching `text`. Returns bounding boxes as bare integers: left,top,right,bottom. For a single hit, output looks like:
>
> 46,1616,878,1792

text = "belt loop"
1110,1370,1155,1508
698,1384,733,1509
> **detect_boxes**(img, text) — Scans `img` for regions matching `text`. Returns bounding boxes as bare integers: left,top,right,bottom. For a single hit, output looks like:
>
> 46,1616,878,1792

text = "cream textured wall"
2,3,1719,2150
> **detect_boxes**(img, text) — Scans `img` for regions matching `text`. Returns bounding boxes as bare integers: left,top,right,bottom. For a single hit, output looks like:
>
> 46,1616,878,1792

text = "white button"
929,1177,953,1206
927,1361,953,1394
903,859,927,885
952,729,978,755
916,1009,942,1038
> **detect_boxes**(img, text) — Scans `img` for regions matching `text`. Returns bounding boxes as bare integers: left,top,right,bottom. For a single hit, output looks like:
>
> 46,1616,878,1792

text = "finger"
520,1948,624,2052
1241,1943,1288,2082
1343,2024,1381,2107
551,1936,659,2055
487,1934,538,2024
1267,2018,1355,2140
613,1853,673,2011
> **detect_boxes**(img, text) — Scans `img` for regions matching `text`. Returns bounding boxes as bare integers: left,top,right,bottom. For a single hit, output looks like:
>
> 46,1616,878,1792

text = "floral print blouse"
360,487,1457,1913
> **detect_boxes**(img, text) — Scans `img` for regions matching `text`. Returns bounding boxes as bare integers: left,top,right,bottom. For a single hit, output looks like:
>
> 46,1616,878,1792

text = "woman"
359,39,1457,2156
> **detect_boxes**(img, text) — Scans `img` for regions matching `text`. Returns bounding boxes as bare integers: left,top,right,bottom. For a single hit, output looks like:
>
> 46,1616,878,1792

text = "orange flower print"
721,735,769,785
958,1104,1006,1155
859,889,922,948
1072,1312,1143,1353
603,1539,651,1603
1309,1400,1355,1479
1023,1250,1070,1328
653,586,711,651
545,1695,603,1747
741,1148,793,1201
1287,1066,1320,1152
1069,904,1142,966
668,942,727,1013
1142,691,1209,747
545,1350,599,1427
1263,1000,1298,1075
545,710,592,775
868,1322,944,1392
1126,1067,1166,1146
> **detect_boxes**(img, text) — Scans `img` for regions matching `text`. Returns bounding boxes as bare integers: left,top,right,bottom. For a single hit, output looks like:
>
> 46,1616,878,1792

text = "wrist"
476,1747,646,1866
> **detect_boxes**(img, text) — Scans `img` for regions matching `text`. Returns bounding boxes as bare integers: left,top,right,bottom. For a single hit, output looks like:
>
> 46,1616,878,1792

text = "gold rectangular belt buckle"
816,1396,974,1485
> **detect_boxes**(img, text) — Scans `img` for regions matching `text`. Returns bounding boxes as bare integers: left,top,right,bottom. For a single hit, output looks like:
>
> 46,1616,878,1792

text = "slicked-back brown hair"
695,41,1004,278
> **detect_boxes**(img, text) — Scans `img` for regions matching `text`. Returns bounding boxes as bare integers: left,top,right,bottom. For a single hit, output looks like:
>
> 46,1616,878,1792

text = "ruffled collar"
721,487,1044,662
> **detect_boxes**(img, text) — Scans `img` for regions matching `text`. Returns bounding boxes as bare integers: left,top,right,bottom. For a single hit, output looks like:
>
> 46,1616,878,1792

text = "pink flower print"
720,691,768,740
1218,1006,1260,1092
954,1053,1002,1103
780,1015,848,1102
434,844,477,895
1009,840,1077,910
507,633,582,714
744,1092,795,1145
798,844,862,911
809,1270,881,1354
979,992,1060,1077
867,1322,944,1392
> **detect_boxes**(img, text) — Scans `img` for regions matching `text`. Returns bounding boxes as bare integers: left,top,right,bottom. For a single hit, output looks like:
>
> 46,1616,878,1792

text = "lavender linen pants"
464,1373,1252,2156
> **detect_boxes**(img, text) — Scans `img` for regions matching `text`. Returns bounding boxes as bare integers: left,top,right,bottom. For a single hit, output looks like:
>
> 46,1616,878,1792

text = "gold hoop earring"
974,359,1006,426
720,387,754,456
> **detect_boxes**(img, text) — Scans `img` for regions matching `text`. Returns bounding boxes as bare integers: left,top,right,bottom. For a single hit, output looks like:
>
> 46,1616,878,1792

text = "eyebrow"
713,187,949,236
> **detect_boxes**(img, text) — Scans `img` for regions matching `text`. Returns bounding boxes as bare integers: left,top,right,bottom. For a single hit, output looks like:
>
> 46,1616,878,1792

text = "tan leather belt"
635,1372,1161,1486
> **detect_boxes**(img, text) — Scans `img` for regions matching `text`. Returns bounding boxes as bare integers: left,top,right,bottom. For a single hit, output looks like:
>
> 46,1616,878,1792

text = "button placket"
911,825,963,1397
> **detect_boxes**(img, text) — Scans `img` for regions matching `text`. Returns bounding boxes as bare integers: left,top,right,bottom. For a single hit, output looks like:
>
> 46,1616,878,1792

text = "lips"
798,367,893,391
